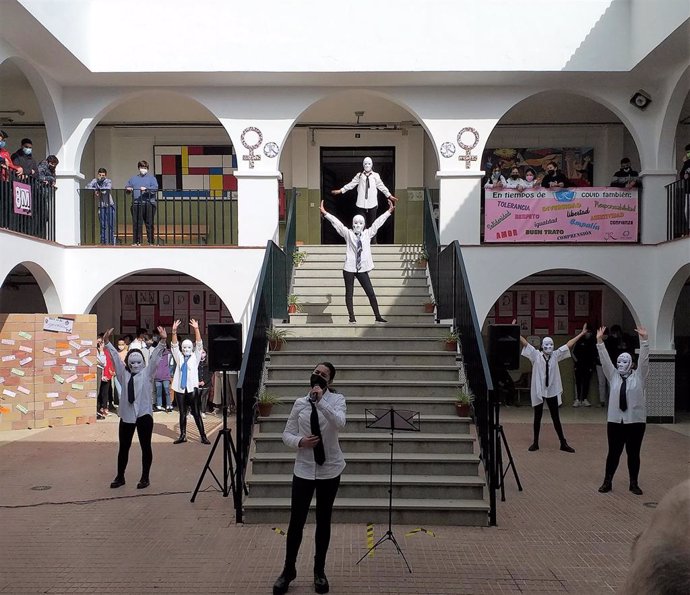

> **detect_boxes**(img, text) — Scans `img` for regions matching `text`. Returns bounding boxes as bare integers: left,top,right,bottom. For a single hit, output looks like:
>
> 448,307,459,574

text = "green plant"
455,388,474,405
266,326,291,345
443,330,459,342
417,247,429,262
293,250,308,267
257,391,280,405
287,294,302,313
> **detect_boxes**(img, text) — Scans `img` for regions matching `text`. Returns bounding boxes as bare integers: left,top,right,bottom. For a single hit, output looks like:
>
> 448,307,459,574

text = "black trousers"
356,206,378,244
98,380,112,411
116,414,153,481
177,389,206,438
131,202,156,244
605,422,646,482
285,474,341,572
342,270,382,320
532,396,567,444
574,365,593,400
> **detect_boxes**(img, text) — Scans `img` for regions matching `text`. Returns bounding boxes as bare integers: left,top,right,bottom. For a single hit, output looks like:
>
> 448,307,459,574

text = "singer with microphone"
273,362,346,595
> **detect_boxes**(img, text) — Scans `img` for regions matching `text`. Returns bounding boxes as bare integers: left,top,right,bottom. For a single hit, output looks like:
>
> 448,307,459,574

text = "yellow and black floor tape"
272,527,286,536
404,527,437,537
366,522,374,556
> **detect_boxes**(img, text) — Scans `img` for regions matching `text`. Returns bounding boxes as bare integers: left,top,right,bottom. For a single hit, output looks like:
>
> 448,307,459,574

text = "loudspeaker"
630,89,652,110
207,323,243,372
489,324,520,370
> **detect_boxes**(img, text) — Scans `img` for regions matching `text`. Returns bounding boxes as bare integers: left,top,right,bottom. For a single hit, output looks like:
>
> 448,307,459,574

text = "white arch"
657,63,690,166
656,263,690,348
1,261,62,313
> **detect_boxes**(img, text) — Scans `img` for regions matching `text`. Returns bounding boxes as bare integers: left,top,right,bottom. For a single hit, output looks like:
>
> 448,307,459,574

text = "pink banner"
12,181,32,216
484,187,638,243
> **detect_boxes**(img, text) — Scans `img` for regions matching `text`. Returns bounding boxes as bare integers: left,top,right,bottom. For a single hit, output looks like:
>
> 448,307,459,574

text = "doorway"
320,147,395,244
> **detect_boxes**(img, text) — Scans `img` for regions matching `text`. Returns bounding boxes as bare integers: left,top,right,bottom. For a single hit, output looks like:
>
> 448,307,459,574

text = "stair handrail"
283,189,298,283
423,188,441,308
666,178,690,240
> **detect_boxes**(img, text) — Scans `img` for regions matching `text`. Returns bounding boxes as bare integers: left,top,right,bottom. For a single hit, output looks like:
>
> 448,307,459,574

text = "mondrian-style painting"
154,145,238,197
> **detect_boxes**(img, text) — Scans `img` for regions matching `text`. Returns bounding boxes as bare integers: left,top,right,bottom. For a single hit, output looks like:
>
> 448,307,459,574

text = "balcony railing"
0,171,56,241
79,189,238,246
666,179,689,240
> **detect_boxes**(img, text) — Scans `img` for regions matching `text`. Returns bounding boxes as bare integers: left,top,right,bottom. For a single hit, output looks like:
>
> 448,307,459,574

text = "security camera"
630,90,652,110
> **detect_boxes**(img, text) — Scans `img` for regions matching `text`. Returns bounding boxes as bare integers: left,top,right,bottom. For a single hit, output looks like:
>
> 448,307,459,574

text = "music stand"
355,407,420,573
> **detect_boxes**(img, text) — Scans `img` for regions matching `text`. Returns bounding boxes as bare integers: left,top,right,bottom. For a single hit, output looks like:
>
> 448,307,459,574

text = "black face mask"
310,374,328,390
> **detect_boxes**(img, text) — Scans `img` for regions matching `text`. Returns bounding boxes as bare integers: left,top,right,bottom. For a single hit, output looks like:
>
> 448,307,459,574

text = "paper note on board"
47,392,59,398
2,355,16,362
44,359,57,366
19,357,33,366
53,374,65,384
82,357,93,367
2,389,16,398
17,386,30,395
62,365,76,372
18,331,32,340
80,340,93,346
65,358,79,365
19,345,33,353
71,383,84,391
16,404,28,414
66,395,78,404
69,341,80,350
43,347,57,355
11,368,25,376
1,338,16,345
59,350,72,357
64,374,78,384
50,400,64,407
78,349,91,358
67,334,79,340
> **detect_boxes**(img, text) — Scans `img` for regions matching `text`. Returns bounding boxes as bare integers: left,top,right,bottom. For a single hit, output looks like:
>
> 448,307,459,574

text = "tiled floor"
1,408,688,594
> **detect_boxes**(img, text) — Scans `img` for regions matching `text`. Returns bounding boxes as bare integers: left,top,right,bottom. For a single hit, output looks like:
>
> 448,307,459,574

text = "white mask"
541,337,554,355
139,168,148,175
363,157,373,173
181,339,194,357
352,215,365,234
617,353,633,375
126,351,145,374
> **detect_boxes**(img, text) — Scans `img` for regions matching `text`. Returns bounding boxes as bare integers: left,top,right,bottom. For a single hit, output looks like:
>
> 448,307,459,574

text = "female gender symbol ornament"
457,127,480,169
241,126,263,168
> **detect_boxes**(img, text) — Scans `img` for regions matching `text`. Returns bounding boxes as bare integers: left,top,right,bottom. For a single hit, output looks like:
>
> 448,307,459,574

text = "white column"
235,171,281,246
54,171,84,245
437,171,483,245
638,170,677,244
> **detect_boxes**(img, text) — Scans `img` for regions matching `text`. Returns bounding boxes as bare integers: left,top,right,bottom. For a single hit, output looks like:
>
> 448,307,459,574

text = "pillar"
437,171,483,245
54,171,84,245
235,171,281,246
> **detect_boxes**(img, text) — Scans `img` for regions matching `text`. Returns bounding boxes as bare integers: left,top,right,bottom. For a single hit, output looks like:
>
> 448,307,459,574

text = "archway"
0,262,61,313
279,90,438,245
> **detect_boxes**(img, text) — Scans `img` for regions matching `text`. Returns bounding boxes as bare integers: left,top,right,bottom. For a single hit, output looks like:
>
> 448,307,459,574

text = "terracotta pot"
258,403,273,417
455,403,470,417
424,303,435,313
417,259,428,268
288,304,297,314
269,340,282,351
445,340,457,351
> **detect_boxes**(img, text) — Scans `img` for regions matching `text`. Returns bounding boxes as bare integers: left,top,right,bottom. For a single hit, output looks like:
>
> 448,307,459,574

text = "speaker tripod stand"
494,401,522,501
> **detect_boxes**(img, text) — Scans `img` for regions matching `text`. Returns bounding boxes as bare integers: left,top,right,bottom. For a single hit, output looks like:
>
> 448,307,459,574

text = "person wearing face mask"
523,167,539,189
678,143,690,237
320,199,394,324
595,325,649,495
541,160,569,189
125,160,159,246
11,138,38,178
170,318,210,444
610,158,641,188
103,325,167,490
518,322,589,453
273,362,346,595
0,130,23,181
197,349,212,417
86,167,115,245
38,154,59,186
483,165,506,189
503,167,527,191
330,156,397,244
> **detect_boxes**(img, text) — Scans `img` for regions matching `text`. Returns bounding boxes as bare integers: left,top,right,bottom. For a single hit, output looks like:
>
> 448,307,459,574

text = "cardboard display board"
0,314,98,431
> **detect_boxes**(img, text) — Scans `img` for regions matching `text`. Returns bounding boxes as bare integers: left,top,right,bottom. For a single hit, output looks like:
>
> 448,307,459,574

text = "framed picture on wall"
206,291,220,311
137,290,157,305
554,291,568,315
121,290,136,309
534,327,549,336
206,311,220,326
535,290,549,310
535,309,549,319
517,316,531,335
517,291,531,315
174,291,189,310
574,291,589,317
139,305,155,332
498,292,513,317
555,316,569,334
190,290,204,309
174,312,189,335
159,291,173,316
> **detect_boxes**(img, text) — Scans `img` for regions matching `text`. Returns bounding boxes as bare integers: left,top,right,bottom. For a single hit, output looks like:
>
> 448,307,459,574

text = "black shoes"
560,442,575,453
173,434,187,444
374,317,388,324
528,443,539,451
136,479,150,489
272,568,296,595
598,478,612,493
314,571,329,594
201,435,211,445
629,481,643,495
110,476,125,488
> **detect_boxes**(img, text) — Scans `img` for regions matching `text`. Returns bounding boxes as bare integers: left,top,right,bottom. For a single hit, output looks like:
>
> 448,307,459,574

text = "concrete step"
293,277,429,288
251,451,480,476
297,295,432,307
295,303,432,315
268,350,456,365
297,244,422,254
272,323,449,339
268,395,463,416
295,268,426,279
296,260,427,271
263,379,461,397
254,432,475,454
292,286,431,298
243,496,488,525
257,413,470,433
266,365,459,382
247,474,485,500
277,337,452,352
287,314,434,324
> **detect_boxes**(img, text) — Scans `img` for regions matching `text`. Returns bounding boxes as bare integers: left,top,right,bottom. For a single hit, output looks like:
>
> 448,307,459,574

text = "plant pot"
288,304,297,314
258,403,273,417
269,340,282,351
296,240,304,246
417,259,428,268
455,403,470,417
445,340,457,352
424,303,435,313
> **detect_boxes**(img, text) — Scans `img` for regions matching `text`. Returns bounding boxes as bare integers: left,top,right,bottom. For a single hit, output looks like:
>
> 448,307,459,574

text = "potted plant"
266,327,290,351
257,391,280,417
416,248,429,268
293,250,308,267
455,388,473,417
424,298,436,313
287,294,302,314
443,330,459,351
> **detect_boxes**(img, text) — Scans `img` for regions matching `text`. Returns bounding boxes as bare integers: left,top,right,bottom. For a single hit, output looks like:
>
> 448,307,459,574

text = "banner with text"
12,181,32,216
484,187,638,243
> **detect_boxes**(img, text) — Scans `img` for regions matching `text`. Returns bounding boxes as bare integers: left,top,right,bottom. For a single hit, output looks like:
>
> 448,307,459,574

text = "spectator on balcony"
38,155,59,186
610,158,641,189
541,161,569,189
11,138,38,178
523,167,539,189
483,164,505,189
503,167,527,192
679,143,690,184
125,160,158,246
86,168,116,245
0,130,24,180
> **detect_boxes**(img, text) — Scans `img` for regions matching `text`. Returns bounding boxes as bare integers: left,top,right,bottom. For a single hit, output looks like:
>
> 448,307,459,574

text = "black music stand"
355,407,420,573
494,398,523,501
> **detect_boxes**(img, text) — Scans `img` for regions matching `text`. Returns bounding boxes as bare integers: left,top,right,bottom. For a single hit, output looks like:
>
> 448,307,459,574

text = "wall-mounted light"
630,90,652,110
354,111,365,124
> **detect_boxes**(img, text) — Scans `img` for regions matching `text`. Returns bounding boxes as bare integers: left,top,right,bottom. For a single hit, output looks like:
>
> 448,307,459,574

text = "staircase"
243,244,489,526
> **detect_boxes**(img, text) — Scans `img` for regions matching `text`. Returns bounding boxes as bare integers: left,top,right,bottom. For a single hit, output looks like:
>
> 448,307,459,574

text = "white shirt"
484,175,507,189
171,340,203,393
324,211,390,273
521,343,571,406
282,390,347,480
340,171,392,209
503,177,527,189
106,342,164,423
597,341,649,424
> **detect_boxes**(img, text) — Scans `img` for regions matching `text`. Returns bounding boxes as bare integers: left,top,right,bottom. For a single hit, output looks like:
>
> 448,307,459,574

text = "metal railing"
423,192,498,526
283,189,297,284
79,189,238,246
234,194,296,522
0,171,55,241
666,179,689,240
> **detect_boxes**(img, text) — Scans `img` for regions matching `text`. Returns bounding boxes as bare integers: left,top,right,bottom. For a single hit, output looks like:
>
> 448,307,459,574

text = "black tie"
356,234,362,271
543,354,550,388
619,377,628,412
127,374,135,404
364,172,371,202
310,401,326,465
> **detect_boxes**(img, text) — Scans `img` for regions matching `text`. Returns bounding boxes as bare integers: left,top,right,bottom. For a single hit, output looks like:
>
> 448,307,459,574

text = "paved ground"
1,406,688,594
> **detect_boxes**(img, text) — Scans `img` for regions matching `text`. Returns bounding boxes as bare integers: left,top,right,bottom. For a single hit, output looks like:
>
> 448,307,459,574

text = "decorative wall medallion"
241,126,263,168
439,142,456,159
457,127,480,169
263,142,280,158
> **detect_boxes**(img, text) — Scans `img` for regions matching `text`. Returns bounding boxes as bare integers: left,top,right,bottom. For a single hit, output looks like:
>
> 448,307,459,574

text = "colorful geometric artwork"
154,145,238,197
